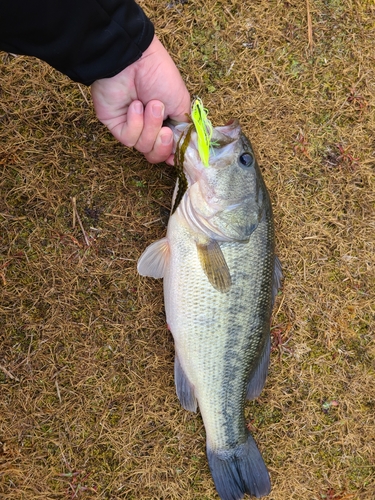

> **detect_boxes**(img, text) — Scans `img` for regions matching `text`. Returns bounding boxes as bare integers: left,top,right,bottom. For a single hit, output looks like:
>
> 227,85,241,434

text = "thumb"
166,92,191,124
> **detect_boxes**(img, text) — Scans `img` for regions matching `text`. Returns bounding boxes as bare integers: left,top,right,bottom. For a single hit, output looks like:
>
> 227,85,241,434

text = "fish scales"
138,118,281,499
164,204,274,451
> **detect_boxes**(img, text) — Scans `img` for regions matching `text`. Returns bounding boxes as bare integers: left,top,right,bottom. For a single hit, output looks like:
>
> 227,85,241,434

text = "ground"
0,0,374,499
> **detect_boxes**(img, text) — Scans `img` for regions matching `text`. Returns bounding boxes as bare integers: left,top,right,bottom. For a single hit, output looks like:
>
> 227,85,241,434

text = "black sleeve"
0,0,154,85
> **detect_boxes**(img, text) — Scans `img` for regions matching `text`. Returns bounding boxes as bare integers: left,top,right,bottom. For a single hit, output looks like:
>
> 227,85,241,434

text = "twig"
72,201,76,229
253,70,264,92
142,218,162,227
55,378,62,403
71,197,90,247
0,363,19,381
77,84,90,106
306,0,313,54
27,331,34,363
274,293,285,317
103,213,129,219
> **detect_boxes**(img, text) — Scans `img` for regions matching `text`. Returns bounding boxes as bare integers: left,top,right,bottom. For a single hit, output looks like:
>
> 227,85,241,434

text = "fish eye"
239,152,254,168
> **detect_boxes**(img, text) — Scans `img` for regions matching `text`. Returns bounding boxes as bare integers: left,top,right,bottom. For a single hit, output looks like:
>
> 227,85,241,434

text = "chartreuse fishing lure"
191,97,213,167
171,98,213,214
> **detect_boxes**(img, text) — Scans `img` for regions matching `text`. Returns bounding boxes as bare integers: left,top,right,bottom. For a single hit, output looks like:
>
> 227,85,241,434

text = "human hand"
91,36,190,164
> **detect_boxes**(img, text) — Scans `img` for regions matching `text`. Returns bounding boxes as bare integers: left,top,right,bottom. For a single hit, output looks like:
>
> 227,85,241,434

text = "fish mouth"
213,119,242,142
165,119,190,148
166,119,242,166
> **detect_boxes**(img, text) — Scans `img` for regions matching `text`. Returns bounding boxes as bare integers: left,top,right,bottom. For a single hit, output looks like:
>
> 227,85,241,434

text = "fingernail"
161,133,173,145
134,102,143,114
152,103,164,118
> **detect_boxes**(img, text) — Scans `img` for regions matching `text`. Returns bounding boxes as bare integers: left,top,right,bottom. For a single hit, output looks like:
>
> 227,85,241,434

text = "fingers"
117,100,144,147
95,95,175,164
144,127,173,164
137,100,174,163
164,153,175,166
91,37,191,164
117,99,174,163
134,101,164,153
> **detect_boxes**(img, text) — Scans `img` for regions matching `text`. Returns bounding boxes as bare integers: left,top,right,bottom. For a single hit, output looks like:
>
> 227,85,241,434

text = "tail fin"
207,433,271,500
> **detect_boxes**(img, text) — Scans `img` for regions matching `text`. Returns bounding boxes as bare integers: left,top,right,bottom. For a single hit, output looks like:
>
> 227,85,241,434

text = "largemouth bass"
138,119,282,499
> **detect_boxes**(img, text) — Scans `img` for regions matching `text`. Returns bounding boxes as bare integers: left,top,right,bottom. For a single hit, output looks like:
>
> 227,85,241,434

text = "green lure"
191,98,213,167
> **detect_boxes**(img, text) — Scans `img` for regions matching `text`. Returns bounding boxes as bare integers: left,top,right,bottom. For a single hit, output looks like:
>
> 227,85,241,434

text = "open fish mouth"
167,119,242,166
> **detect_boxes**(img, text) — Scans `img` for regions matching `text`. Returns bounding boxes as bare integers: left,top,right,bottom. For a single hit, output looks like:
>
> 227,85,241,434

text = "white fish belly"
164,213,274,451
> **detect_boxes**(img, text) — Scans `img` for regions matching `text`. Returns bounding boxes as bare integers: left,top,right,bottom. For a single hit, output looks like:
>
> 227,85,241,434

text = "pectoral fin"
137,238,170,278
196,240,231,292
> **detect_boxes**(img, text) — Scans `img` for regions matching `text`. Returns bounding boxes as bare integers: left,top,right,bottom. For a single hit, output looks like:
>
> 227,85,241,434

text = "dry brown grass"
1,0,374,498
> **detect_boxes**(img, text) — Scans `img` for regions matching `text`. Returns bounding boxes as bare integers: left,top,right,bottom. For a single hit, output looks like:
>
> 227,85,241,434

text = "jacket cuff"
0,0,155,85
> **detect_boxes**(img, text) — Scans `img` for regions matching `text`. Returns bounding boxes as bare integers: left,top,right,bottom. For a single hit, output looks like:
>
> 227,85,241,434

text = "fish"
137,118,282,499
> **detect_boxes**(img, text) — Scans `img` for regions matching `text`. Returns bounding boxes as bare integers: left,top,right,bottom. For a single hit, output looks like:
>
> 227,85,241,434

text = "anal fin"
246,335,270,400
174,353,197,412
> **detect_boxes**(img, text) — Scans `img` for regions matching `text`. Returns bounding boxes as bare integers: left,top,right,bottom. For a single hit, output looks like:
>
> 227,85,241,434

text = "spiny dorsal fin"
196,240,231,292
